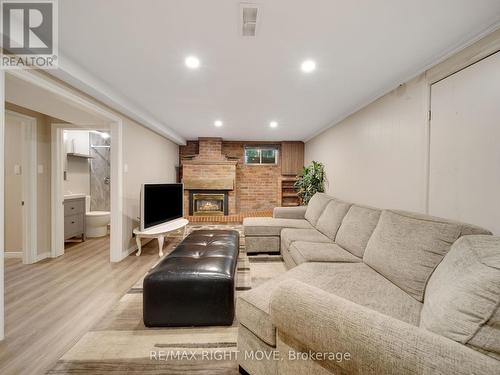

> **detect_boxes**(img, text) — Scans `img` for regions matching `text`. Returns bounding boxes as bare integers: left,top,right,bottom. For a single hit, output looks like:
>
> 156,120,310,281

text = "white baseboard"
36,252,51,262
4,251,22,259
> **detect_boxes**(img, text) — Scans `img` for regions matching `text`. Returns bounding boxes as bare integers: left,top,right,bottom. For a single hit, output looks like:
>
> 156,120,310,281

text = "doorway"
4,111,37,264
52,125,113,257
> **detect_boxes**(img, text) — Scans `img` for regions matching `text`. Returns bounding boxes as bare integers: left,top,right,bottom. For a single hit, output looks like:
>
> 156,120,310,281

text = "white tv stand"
133,218,189,257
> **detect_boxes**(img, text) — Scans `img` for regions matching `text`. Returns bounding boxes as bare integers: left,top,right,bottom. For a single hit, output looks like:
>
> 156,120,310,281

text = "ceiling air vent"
240,3,259,37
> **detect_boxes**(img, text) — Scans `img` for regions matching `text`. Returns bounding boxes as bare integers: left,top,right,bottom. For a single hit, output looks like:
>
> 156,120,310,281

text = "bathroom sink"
64,193,87,199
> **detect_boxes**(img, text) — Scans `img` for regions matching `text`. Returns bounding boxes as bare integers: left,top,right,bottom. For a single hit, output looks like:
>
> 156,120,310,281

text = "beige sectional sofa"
238,193,500,375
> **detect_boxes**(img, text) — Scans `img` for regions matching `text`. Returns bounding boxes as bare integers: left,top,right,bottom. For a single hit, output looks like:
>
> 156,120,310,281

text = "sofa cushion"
364,210,464,301
314,200,352,240
237,262,422,346
243,217,312,236
420,235,500,359
289,241,361,265
336,205,381,257
273,206,307,219
392,210,492,236
245,236,280,253
280,228,331,253
304,193,334,226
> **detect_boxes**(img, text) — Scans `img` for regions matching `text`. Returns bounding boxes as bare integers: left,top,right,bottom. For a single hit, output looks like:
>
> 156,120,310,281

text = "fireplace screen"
192,193,226,216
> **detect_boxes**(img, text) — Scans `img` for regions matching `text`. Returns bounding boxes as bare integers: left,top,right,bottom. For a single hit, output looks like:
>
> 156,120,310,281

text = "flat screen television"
140,183,183,231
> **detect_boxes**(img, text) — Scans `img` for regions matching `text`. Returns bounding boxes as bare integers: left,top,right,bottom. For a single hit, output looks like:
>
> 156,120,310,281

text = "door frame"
5,110,38,264
6,70,124,263
51,124,113,258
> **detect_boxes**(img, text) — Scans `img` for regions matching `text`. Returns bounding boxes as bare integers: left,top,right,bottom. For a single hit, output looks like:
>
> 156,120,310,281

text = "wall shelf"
280,176,301,207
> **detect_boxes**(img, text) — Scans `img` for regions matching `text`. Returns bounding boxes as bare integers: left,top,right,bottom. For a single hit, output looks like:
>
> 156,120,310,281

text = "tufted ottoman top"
147,230,239,280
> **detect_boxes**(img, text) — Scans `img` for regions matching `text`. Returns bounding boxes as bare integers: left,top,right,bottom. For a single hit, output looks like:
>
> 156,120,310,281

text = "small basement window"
244,146,278,165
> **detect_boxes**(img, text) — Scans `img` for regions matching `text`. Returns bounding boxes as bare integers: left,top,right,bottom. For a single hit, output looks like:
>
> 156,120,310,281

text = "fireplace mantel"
183,178,234,190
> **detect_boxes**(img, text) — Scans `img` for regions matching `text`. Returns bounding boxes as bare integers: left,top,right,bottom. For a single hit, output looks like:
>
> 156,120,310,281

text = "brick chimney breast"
196,137,226,161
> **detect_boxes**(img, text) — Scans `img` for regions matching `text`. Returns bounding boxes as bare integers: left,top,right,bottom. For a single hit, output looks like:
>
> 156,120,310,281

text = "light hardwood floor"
0,236,166,375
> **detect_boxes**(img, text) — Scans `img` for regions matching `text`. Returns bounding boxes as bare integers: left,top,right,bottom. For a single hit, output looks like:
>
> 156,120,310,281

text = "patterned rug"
48,224,286,374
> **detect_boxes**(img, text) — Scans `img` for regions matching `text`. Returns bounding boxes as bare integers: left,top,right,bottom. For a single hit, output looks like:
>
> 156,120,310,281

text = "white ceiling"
56,0,500,143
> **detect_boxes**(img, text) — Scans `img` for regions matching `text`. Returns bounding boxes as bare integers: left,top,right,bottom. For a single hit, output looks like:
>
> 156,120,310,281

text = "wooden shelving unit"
280,177,300,207
279,141,304,207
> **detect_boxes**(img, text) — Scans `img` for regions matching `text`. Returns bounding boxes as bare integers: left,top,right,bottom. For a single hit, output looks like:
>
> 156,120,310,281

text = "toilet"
85,196,110,238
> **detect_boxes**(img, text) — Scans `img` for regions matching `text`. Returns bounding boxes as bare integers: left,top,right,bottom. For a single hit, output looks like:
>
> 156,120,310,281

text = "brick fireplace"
181,138,237,215
180,137,303,217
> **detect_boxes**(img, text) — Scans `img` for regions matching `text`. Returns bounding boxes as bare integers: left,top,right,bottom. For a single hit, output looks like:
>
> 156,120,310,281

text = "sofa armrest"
273,206,307,219
270,280,498,375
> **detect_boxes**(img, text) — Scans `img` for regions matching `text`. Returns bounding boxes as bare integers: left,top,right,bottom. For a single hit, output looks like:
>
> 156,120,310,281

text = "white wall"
122,119,179,251
305,74,428,212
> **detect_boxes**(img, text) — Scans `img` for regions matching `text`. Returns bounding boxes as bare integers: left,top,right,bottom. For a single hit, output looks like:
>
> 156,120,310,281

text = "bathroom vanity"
64,196,86,241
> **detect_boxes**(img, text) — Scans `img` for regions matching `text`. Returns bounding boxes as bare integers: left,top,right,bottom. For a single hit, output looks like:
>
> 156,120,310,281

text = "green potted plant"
294,161,325,205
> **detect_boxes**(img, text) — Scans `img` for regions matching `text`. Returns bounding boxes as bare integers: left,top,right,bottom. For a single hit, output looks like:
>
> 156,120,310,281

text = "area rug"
47,224,286,374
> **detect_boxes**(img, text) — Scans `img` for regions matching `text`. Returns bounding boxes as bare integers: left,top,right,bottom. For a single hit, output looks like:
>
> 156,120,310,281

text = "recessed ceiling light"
301,59,316,73
185,56,200,69
269,121,278,128
214,120,223,127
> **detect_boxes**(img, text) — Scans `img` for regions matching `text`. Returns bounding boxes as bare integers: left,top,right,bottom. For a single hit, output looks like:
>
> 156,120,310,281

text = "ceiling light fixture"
214,120,223,127
185,56,200,69
269,121,278,128
301,59,316,73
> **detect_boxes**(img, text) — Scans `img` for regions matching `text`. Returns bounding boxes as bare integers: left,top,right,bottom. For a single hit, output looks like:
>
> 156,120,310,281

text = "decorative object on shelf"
294,160,325,205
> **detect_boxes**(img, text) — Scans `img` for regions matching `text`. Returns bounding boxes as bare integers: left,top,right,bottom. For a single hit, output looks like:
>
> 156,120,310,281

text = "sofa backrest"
304,193,334,226
420,235,500,360
363,210,491,302
336,205,382,258
315,200,352,240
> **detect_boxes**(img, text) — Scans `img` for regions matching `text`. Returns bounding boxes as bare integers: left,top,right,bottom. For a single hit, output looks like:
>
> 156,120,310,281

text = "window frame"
244,146,279,165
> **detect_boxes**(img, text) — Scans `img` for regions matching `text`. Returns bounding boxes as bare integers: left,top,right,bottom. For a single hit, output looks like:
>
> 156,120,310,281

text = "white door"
429,51,500,234
4,112,37,263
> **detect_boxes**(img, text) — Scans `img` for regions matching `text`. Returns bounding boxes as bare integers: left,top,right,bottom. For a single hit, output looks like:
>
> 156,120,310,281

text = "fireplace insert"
189,191,228,216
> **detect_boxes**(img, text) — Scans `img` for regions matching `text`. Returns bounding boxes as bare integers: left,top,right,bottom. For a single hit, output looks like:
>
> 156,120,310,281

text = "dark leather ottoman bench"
143,230,239,327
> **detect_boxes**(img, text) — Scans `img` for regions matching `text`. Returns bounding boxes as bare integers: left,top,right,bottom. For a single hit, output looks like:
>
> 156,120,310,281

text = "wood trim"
427,28,500,84
281,141,304,176
4,252,22,259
